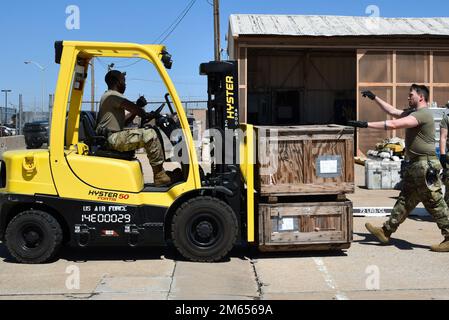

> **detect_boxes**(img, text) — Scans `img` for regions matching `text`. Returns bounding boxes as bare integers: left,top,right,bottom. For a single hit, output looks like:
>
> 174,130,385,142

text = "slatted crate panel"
256,125,355,196
258,201,353,250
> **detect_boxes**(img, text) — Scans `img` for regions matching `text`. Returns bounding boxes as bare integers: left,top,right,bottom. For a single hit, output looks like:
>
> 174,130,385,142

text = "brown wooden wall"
357,50,449,154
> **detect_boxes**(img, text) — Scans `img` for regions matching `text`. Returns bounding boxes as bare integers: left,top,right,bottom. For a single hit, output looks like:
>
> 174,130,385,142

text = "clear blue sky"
1,0,448,111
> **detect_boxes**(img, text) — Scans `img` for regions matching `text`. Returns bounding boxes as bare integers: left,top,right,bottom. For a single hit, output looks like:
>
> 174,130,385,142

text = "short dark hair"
410,84,430,102
105,70,125,89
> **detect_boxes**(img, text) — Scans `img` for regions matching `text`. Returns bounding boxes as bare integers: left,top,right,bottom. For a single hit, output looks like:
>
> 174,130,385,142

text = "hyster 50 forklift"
0,41,353,264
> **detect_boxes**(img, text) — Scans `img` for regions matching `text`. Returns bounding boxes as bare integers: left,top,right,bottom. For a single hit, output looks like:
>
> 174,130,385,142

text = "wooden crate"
256,125,354,196
258,201,353,251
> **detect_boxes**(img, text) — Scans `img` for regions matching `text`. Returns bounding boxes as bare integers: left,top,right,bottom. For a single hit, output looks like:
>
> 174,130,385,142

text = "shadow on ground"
355,232,430,250
0,241,349,264
408,215,435,222
241,243,349,260
0,243,177,264
0,242,251,264
250,250,348,260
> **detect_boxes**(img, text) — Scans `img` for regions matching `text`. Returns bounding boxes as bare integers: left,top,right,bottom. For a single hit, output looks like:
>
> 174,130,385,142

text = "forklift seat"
80,112,136,161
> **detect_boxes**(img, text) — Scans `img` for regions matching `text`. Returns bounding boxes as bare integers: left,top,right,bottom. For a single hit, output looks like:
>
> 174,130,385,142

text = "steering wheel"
139,95,181,143
140,103,165,129
154,102,166,116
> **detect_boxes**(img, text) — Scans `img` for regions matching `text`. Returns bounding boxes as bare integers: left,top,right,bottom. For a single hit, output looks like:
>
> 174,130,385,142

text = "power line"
154,1,193,43
95,58,109,70
128,78,205,86
102,0,198,71
154,0,197,43
96,58,130,71
128,78,162,84
113,59,143,69
158,0,197,44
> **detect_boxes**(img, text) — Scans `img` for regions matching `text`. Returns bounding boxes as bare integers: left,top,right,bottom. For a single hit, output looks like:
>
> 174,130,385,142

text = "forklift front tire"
5,210,63,264
171,197,238,262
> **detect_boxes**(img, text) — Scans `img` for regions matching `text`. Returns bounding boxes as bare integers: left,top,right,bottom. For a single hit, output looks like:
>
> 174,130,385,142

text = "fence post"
49,94,54,121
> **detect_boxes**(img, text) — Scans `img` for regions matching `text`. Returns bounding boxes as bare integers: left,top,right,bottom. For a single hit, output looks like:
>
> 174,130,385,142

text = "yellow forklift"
0,41,352,264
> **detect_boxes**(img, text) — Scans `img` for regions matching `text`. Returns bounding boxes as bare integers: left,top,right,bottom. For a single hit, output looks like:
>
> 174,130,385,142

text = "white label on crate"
320,160,338,174
279,218,295,231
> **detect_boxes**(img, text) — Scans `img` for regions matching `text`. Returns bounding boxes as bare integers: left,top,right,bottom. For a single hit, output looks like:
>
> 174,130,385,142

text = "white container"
430,107,449,149
365,160,402,190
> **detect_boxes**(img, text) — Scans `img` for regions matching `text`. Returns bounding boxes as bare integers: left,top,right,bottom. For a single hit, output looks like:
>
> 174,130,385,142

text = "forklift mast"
200,61,241,213
200,61,239,131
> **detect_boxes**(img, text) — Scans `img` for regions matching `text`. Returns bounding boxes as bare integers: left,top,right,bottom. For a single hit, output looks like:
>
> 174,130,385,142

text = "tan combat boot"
430,238,449,252
365,223,392,244
152,165,171,187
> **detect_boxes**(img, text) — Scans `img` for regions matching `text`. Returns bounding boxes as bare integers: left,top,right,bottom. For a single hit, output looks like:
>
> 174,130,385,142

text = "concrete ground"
1,154,448,300
0,216,448,300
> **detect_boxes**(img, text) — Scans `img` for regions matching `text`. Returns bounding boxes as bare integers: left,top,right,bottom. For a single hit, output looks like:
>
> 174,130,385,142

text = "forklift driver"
96,70,171,187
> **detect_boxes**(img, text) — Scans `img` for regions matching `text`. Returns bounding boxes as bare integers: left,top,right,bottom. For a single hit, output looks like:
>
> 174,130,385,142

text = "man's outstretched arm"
362,90,405,118
348,115,419,130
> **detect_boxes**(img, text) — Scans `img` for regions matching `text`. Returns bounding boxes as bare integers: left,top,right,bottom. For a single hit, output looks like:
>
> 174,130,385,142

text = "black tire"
5,210,63,264
171,197,238,262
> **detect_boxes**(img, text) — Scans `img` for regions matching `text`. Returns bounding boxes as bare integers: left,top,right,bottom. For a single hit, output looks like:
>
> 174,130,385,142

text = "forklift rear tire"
171,197,238,262
5,210,63,264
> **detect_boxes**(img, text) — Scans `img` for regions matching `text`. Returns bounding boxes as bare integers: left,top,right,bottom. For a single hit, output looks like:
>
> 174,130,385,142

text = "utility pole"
91,60,96,112
19,94,23,134
213,0,221,61
1,90,12,124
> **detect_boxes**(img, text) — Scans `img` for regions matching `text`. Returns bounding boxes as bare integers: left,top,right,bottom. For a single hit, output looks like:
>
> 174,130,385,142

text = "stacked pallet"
255,125,354,251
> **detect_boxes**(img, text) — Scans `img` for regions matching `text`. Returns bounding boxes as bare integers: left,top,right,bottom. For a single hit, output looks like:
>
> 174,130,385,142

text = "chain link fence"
7,99,207,137
79,100,207,113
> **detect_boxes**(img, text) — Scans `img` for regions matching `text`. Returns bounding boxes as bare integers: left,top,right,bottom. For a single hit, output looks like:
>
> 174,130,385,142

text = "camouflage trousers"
108,128,164,166
385,159,449,237
442,169,449,206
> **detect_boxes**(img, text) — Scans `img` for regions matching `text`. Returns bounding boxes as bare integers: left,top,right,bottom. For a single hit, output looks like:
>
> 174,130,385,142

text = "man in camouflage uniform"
96,70,170,186
439,112,449,204
348,84,449,252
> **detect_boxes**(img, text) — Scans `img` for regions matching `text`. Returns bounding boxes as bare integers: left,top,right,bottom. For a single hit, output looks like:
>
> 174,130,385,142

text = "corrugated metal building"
227,14,449,154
